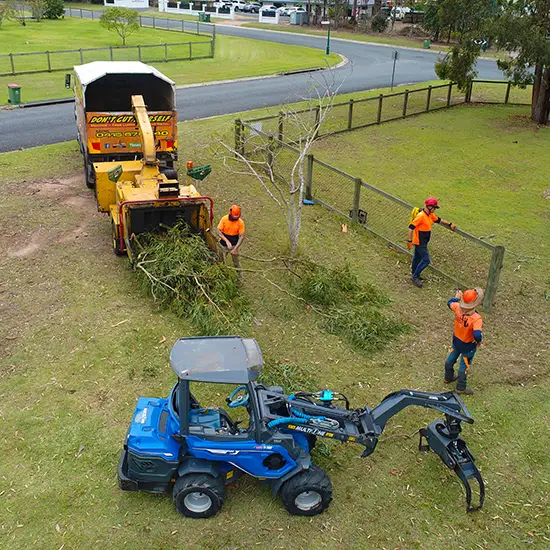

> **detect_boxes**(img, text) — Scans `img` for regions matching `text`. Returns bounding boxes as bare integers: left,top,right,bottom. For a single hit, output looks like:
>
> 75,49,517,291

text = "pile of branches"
292,261,408,352
134,222,250,335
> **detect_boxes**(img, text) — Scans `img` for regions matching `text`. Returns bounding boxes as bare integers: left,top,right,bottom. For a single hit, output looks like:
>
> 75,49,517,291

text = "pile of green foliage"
134,222,250,335
293,261,408,351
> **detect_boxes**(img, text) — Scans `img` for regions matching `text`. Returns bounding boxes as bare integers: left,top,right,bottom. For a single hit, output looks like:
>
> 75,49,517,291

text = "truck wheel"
112,221,125,257
84,157,96,189
280,465,332,516
172,473,225,519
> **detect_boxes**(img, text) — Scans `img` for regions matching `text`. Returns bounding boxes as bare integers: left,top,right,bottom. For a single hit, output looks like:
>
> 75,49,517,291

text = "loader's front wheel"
280,465,332,516
112,221,125,257
84,157,96,189
173,473,225,519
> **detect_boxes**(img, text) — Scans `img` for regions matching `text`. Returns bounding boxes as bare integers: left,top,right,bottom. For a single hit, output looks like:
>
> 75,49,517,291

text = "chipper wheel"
280,465,333,516
172,473,225,519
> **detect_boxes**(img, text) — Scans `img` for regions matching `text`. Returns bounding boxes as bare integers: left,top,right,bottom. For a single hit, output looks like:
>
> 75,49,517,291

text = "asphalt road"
0,20,504,153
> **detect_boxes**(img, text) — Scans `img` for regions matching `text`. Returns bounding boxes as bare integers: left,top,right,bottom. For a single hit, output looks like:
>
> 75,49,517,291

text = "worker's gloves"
406,240,413,249
450,223,457,231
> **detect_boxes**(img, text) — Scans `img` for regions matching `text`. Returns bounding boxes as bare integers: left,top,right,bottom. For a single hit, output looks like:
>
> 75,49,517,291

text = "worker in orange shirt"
407,197,456,288
444,288,484,396
217,204,245,275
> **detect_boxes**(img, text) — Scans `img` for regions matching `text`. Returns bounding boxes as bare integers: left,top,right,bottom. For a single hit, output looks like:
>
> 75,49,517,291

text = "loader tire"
172,473,224,519
280,465,332,516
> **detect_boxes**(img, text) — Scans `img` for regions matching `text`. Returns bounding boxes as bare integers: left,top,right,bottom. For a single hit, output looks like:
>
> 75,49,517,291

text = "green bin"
423,39,431,49
204,13,211,22
8,83,21,105
199,12,205,22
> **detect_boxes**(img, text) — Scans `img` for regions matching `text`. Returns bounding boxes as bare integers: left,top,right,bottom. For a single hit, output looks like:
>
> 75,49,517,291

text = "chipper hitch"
259,387,485,512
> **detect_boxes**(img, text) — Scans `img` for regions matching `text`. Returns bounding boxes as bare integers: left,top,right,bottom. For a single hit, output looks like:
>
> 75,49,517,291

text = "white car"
390,7,411,21
261,5,283,13
229,1,247,11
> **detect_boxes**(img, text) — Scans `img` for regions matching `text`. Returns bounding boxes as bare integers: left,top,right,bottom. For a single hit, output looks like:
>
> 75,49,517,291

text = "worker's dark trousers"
411,245,430,277
445,347,476,390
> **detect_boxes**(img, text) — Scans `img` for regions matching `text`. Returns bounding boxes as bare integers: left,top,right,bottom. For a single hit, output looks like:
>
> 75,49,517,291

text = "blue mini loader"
118,336,484,518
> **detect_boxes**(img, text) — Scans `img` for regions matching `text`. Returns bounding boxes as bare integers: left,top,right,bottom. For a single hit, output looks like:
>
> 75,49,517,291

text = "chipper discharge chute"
93,95,215,261
118,337,485,519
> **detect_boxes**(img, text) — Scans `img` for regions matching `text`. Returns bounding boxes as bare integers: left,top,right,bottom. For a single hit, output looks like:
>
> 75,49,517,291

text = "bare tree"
28,0,46,22
214,72,347,257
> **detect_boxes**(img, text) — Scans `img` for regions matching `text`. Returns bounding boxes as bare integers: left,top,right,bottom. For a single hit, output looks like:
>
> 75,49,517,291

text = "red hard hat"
462,289,478,303
229,204,241,218
424,197,440,208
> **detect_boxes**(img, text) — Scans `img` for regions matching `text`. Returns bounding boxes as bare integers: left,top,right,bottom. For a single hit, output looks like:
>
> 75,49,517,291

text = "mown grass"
0,86,549,549
0,17,339,105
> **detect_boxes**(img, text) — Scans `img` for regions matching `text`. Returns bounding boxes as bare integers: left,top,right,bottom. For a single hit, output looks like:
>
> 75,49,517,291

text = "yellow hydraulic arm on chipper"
92,95,216,262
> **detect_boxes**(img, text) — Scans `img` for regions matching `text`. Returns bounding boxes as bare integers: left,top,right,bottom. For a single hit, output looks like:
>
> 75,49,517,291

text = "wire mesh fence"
244,81,531,142
237,119,504,310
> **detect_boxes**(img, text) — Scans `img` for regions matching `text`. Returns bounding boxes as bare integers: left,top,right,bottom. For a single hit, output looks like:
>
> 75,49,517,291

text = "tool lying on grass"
118,337,484,518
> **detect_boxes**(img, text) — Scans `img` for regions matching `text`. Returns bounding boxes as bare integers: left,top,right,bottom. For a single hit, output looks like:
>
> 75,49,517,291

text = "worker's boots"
456,387,474,395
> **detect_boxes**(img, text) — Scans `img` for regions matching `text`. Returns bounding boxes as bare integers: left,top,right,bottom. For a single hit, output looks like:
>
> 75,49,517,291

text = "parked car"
243,2,262,12
391,7,411,21
261,5,283,13
227,1,247,11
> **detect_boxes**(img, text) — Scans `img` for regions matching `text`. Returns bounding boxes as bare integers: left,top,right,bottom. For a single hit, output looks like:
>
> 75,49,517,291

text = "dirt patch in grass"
543,187,550,200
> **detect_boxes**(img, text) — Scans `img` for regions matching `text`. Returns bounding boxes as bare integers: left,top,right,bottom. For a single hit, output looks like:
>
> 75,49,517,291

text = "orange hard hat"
462,289,478,304
424,197,440,208
229,204,241,218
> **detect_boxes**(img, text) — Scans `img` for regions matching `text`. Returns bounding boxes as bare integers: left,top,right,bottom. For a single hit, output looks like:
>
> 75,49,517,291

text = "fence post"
446,82,453,107
426,85,432,111
153,16,156,29
46,51,51,72
305,154,314,201
465,80,473,103
190,42,193,60
402,89,409,117
347,98,354,130
9,53,15,75
197,21,199,34
69,7,72,17
140,15,142,27
267,135,274,168
165,43,168,62
504,81,511,104
351,178,361,223
138,45,141,62
91,10,94,20
314,106,320,139
80,8,82,18
377,94,383,123
234,119,245,157
182,19,184,32
110,46,113,61
79,49,84,64
483,245,505,313
278,112,284,142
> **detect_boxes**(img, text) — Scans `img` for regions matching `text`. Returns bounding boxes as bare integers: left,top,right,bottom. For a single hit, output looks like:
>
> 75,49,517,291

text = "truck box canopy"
74,61,176,112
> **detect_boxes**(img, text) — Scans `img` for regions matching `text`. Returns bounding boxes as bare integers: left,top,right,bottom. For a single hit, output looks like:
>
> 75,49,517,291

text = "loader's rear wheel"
280,465,332,516
172,473,225,519
112,221,125,257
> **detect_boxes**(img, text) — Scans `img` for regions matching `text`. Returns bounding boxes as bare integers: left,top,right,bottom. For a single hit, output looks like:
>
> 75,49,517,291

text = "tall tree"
436,0,550,124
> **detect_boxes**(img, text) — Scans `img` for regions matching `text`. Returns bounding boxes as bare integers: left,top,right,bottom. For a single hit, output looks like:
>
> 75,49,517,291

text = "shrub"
44,0,65,19
371,11,389,33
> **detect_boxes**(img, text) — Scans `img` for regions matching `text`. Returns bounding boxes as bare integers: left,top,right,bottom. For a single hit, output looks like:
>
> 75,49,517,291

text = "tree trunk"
532,63,543,120
531,66,550,124
373,0,382,16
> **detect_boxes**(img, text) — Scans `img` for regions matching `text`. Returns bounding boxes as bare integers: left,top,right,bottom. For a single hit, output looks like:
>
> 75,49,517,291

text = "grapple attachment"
419,416,485,512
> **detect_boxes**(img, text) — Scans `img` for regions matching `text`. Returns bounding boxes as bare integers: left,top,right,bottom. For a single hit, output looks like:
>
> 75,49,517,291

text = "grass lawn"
0,88,549,549
0,17,339,105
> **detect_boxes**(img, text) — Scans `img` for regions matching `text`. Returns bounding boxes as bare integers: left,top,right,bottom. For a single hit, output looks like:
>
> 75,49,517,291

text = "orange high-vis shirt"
409,210,440,245
450,302,483,344
217,215,245,236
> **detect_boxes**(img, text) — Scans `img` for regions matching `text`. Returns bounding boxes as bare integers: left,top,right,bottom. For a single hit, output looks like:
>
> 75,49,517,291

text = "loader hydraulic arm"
256,385,485,512
131,95,158,166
